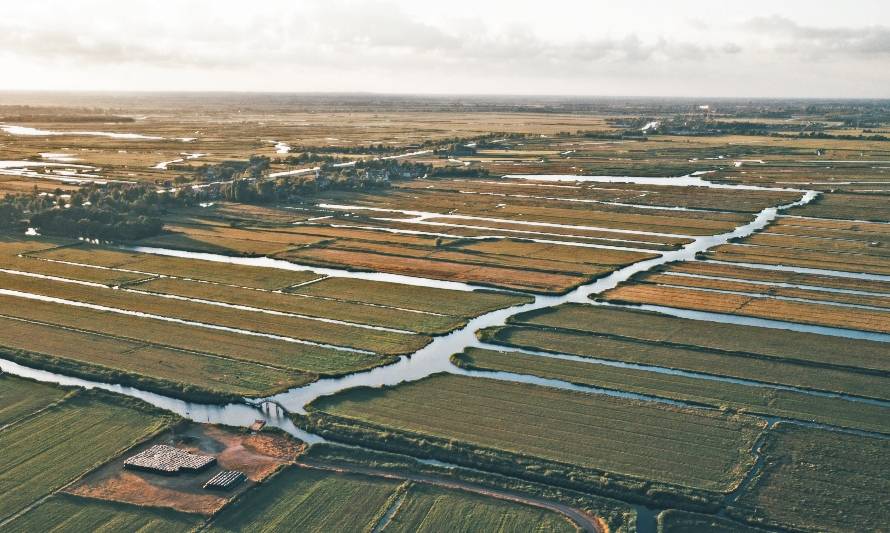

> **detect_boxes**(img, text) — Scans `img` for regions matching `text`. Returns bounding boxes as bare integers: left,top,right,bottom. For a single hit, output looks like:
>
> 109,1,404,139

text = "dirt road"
298,460,606,533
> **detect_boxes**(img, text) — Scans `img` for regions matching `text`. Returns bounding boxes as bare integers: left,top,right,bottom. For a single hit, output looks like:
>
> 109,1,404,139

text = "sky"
2,0,889,98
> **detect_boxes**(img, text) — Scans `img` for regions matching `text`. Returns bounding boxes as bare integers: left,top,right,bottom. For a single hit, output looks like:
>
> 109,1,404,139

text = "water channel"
2,173,886,530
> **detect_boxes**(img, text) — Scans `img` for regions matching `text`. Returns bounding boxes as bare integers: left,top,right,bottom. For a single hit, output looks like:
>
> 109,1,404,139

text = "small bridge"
245,398,289,415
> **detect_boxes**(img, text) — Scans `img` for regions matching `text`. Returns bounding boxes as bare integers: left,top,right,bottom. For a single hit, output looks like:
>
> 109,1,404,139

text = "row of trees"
219,160,432,204
1,183,196,241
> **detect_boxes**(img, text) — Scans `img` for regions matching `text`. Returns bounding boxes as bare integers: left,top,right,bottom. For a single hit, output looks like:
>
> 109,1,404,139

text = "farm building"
123,445,215,474
204,470,246,490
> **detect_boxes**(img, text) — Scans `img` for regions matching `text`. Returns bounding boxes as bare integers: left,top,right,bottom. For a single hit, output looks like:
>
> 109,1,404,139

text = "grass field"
207,467,401,532
131,276,463,334
657,509,767,533
480,325,890,401
397,178,801,214
29,244,323,289
0,374,71,427
0,315,311,399
0,270,425,356
730,424,890,532
4,493,201,533
0,389,174,521
707,243,890,276
0,293,391,377
385,483,577,533
306,374,765,494
289,277,533,317
276,245,594,294
511,304,890,374
663,261,890,295
641,272,890,309
454,348,890,434
602,283,890,334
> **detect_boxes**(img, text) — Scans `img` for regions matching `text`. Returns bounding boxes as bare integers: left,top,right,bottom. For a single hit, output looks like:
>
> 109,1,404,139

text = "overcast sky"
2,0,889,97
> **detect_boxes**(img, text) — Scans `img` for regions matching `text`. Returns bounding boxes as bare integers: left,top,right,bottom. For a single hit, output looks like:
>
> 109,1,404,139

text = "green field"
0,293,392,378
657,509,767,533
304,443,635,532
454,348,890,435
385,483,577,533
5,493,201,533
0,389,174,521
0,374,71,427
512,304,890,373
0,271,428,356
479,325,890,401
0,316,311,400
29,244,323,289
289,277,533,317
305,374,765,496
207,467,401,532
131,276,462,334
730,424,890,532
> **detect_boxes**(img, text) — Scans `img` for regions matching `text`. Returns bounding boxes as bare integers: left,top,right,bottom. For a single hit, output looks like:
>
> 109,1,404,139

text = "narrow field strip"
0,270,427,355
0,314,310,398
0,292,386,376
454,348,890,435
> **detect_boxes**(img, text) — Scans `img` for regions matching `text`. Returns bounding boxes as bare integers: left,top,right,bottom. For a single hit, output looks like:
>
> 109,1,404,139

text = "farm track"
297,461,604,533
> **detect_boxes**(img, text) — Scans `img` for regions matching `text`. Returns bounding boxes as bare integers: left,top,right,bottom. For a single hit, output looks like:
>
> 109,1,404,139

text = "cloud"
0,0,740,76
744,16,890,57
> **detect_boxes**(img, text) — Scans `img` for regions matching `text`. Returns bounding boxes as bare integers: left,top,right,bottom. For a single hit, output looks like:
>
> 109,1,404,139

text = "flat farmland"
454,348,890,434
396,178,802,214
0,374,71,426
787,192,890,222
385,483,577,533
706,243,890,276
288,276,533,316
0,270,428,355
0,315,310,398
638,271,890,309
0,389,174,521
4,494,201,533
657,510,768,533
137,222,328,256
729,424,890,532
0,293,386,378
276,245,594,293
28,244,323,289
306,373,765,493
0,253,151,286
131,277,463,334
328,215,680,251
207,467,401,532
479,325,890,400
510,304,890,374
664,261,890,294
601,283,890,334
317,188,748,236
766,216,890,242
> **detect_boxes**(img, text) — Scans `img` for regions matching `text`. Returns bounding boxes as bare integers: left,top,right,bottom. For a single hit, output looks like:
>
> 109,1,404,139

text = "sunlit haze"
2,0,889,97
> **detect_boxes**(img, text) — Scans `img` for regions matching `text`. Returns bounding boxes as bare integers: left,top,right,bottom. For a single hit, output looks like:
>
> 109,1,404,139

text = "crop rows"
309,374,764,492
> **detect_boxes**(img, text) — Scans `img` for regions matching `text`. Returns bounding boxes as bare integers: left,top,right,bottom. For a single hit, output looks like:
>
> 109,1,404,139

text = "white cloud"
0,0,887,97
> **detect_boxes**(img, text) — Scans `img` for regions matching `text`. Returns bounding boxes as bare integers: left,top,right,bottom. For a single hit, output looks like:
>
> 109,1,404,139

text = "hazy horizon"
2,0,890,98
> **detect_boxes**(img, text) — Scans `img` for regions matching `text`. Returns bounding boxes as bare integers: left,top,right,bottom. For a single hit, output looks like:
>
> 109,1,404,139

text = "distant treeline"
219,159,433,204
0,114,135,123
